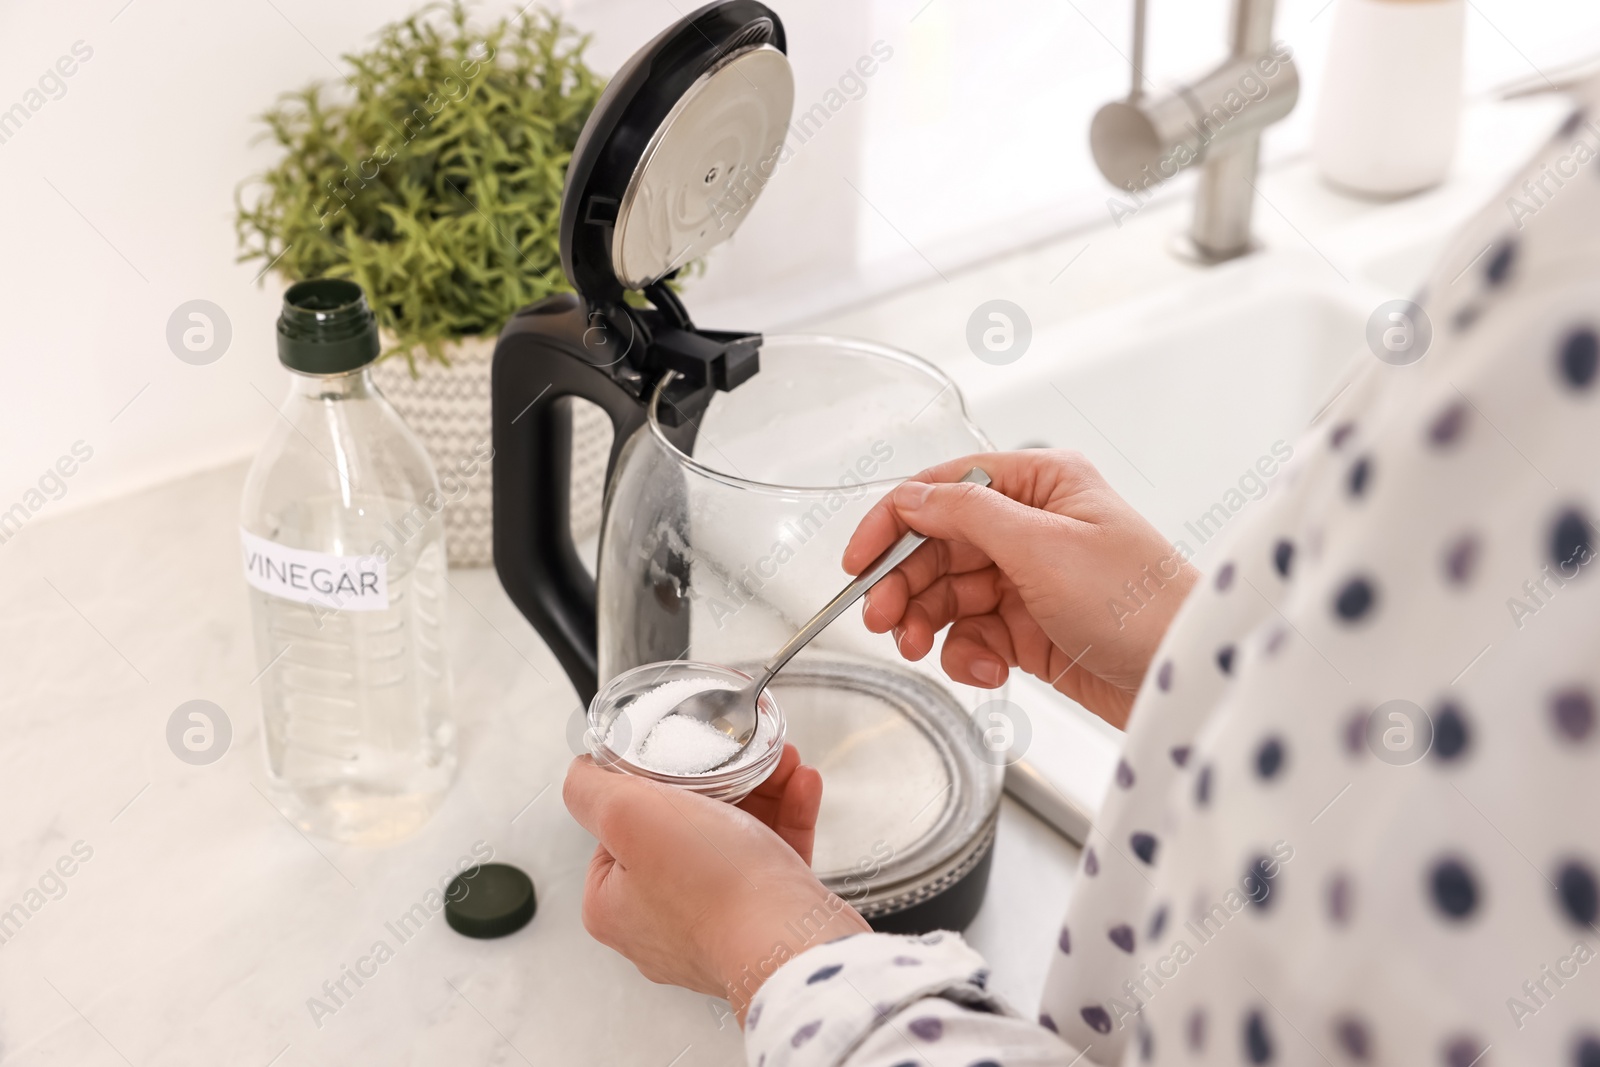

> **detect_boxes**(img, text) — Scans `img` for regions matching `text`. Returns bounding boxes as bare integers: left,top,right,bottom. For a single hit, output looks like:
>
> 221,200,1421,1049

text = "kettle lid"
559,1,794,304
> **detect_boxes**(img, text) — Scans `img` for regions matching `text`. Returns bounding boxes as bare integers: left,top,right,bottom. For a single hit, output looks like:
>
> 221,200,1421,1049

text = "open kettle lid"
559,1,795,303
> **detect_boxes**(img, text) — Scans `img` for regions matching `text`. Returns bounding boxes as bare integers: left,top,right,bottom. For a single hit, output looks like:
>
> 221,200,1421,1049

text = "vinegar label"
241,529,389,612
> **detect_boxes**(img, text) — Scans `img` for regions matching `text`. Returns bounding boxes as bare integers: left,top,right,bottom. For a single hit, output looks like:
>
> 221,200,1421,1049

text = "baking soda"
638,715,742,774
605,676,765,776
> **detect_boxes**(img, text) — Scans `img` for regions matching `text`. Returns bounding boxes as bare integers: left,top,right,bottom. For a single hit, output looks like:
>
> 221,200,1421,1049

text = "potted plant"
236,1,609,566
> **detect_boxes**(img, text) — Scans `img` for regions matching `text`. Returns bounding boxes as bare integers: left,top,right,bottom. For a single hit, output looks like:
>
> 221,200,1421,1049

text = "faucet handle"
1092,53,1297,195
1091,93,1209,194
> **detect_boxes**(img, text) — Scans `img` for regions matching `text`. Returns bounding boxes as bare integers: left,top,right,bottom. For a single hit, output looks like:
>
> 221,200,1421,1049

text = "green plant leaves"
234,1,603,366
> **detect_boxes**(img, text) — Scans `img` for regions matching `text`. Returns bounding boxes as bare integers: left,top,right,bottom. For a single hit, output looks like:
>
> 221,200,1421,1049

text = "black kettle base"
858,835,996,936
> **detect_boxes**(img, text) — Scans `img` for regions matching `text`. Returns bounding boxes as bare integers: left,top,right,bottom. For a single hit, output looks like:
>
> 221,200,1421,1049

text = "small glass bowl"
586,661,786,803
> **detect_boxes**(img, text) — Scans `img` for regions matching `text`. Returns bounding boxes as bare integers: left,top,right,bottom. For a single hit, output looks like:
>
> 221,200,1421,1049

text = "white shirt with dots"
742,94,1600,1067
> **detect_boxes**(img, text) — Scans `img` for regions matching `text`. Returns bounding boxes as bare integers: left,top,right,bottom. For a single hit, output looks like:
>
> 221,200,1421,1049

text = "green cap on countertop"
444,863,537,939
276,278,381,375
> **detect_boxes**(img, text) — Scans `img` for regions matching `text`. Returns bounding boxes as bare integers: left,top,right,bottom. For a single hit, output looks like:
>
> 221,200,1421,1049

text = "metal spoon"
670,467,992,761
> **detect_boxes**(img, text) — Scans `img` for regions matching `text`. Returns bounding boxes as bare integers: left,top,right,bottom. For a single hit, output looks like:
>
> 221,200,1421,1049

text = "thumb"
891,478,1054,571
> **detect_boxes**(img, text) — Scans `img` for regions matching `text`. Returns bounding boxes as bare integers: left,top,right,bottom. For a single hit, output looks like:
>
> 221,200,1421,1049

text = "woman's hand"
563,746,870,1020
843,450,1198,728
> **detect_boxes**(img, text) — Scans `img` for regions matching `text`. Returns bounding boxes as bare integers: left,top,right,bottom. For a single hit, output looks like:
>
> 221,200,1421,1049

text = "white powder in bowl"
605,675,767,776
637,715,741,775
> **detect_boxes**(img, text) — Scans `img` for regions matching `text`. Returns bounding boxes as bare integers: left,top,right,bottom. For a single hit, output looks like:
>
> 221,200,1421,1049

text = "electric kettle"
491,0,1001,932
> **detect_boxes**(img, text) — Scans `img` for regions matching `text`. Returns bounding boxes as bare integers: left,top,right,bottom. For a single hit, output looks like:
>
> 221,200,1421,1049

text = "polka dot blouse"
743,100,1600,1067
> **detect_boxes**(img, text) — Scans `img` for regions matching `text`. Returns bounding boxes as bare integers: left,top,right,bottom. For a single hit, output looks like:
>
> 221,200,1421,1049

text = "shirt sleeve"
745,931,1078,1067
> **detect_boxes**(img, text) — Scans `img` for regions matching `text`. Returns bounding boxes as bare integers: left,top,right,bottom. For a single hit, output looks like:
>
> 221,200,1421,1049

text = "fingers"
749,742,800,798
842,493,909,577
859,540,993,633
882,538,995,599
737,743,801,820
942,615,1018,688
563,755,610,837
841,456,1006,576
869,568,1006,658
841,450,1101,576
773,764,822,866
884,478,1055,577
573,748,817,871
736,745,822,865
844,478,1060,642
860,570,907,634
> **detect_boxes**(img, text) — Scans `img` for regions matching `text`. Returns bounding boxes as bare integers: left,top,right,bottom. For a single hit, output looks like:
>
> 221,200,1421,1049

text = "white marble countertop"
0,460,1078,1067
0,89,1572,1066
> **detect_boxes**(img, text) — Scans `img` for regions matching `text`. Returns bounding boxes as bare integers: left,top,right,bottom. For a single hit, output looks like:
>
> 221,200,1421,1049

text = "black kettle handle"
491,294,653,703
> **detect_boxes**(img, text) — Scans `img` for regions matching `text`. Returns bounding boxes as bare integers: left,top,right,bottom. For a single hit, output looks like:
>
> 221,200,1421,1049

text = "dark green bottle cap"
444,863,537,939
276,278,381,374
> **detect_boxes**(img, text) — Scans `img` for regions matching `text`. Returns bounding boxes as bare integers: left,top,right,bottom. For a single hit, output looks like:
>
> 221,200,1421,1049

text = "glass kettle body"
597,334,985,680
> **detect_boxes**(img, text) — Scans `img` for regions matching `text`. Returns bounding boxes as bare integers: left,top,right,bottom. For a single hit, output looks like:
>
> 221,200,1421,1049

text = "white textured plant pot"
371,333,613,568
1312,0,1465,198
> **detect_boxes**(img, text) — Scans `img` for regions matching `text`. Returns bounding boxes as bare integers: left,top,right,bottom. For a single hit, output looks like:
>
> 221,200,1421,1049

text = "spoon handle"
751,467,992,691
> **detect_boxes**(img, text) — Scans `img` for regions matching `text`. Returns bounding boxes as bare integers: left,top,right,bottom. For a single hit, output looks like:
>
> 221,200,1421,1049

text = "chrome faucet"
1091,0,1299,263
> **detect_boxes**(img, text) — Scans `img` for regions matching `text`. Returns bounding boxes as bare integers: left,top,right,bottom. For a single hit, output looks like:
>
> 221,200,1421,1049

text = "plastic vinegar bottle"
241,279,456,843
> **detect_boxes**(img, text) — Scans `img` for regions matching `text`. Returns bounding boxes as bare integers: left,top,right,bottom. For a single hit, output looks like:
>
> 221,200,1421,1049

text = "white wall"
1,0,1597,520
